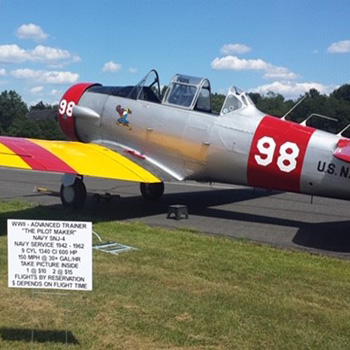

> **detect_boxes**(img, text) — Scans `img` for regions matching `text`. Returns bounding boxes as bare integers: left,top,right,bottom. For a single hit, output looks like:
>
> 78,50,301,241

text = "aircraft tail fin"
333,139,350,163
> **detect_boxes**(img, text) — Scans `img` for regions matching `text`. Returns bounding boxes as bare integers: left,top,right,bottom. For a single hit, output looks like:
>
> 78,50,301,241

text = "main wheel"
60,177,87,209
140,182,164,200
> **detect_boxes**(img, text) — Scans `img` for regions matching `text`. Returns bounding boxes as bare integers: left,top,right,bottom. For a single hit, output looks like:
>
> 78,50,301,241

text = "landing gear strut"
60,176,86,209
140,182,164,200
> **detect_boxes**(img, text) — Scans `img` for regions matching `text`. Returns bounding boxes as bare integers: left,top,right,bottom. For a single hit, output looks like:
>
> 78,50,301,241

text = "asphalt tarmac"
2,168,350,258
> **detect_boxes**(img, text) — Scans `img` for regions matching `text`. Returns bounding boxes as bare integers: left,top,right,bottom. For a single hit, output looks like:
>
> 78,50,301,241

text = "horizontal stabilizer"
333,139,350,163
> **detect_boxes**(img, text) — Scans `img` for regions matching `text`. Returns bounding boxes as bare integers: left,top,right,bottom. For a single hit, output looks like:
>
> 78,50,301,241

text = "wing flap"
0,136,160,183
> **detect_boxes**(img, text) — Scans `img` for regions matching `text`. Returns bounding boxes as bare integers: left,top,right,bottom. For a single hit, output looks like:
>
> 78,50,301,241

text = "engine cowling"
58,83,100,141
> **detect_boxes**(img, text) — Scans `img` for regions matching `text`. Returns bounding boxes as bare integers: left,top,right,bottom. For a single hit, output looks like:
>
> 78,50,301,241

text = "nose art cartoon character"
116,105,132,130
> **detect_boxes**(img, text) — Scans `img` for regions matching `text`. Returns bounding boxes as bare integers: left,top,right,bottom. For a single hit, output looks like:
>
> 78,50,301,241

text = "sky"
0,0,350,106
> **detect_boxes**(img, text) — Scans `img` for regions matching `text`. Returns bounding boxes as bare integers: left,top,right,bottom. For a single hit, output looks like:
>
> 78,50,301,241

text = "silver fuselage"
73,90,350,201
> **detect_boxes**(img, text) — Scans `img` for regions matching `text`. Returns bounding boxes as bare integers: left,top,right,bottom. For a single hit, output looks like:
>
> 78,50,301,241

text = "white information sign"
8,219,92,291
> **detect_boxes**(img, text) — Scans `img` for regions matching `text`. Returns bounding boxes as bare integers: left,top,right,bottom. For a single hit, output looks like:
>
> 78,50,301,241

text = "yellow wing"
0,136,160,183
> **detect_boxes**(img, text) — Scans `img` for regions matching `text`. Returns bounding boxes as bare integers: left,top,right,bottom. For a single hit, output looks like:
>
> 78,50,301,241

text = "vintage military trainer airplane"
1,69,350,208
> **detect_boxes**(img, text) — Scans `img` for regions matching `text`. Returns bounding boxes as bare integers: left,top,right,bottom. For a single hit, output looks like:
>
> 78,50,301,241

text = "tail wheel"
60,177,87,208
140,182,164,200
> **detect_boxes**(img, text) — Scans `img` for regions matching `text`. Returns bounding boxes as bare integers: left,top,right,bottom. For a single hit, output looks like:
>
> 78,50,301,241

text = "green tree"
248,92,262,106
0,92,65,140
26,101,65,140
288,89,349,133
254,92,291,117
0,90,28,134
211,93,225,114
331,84,350,102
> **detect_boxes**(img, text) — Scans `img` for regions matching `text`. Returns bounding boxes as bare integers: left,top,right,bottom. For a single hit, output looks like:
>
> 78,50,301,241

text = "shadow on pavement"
1,187,350,255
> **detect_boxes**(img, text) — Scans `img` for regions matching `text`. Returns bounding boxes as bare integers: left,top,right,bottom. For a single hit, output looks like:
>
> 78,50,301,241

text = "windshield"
166,83,197,107
127,69,161,103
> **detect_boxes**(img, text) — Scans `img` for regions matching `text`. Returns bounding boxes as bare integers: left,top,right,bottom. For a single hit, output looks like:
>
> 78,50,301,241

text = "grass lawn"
0,200,350,349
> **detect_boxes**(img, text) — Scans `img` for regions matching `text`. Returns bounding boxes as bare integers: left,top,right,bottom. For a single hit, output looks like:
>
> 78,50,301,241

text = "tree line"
0,91,65,140
1,84,350,140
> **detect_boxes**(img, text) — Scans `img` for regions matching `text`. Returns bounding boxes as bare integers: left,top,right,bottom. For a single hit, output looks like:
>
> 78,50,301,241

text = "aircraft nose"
58,83,100,141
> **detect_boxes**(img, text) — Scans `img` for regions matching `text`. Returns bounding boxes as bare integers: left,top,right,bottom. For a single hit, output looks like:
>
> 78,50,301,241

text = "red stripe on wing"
0,136,77,174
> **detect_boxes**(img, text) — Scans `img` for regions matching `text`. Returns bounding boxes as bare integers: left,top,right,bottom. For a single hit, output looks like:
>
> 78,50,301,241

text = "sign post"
8,219,92,291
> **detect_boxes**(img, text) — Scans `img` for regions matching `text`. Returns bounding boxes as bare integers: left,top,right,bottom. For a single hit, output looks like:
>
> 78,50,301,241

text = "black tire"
60,178,87,209
140,182,164,200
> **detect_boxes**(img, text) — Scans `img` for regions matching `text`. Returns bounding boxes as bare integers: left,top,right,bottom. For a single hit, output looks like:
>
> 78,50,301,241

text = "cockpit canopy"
220,86,255,115
162,73,256,115
162,74,212,113
90,69,257,116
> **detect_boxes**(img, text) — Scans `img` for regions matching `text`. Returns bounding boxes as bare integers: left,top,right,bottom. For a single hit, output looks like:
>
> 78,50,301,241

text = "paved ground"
2,168,350,258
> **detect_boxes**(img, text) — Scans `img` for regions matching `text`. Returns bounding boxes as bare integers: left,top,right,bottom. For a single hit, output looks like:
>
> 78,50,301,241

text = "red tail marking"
334,139,350,163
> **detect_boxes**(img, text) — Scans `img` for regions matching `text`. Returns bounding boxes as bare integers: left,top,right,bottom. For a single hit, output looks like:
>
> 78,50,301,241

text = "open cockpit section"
87,69,162,103
128,69,162,103
87,69,259,117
